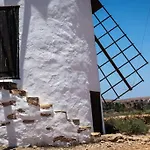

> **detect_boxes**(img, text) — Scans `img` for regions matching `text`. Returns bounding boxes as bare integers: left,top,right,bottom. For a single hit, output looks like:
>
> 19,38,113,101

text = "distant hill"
105,96,150,103
103,96,150,112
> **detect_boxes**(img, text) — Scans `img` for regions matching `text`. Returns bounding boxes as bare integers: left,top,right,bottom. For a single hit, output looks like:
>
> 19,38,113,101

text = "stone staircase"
0,82,98,147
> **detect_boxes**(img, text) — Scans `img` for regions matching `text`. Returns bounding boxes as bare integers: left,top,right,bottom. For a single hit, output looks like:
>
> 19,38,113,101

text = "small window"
0,6,19,79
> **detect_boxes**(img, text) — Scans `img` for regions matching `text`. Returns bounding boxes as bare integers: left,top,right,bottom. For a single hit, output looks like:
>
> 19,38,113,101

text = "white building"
0,0,103,147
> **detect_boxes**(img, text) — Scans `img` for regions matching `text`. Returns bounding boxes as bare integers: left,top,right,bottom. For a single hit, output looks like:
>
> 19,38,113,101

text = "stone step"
10,89,27,97
72,119,80,125
77,126,91,133
23,119,35,124
27,97,39,107
40,109,53,117
40,104,53,109
54,110,68,119
90,132,101,143
7,113,17,120
91,132,101,137
54,110,67,113
17,108,26,113
0,121,10,126
40,112,52,117
0,82,17,90
0,100,16,107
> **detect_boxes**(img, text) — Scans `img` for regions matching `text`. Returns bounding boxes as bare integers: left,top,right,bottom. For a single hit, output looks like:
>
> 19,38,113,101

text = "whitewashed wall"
0,0,101,147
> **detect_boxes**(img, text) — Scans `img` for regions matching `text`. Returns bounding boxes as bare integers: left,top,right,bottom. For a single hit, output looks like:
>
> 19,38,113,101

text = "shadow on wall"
72,0,99,90
4,0,51,88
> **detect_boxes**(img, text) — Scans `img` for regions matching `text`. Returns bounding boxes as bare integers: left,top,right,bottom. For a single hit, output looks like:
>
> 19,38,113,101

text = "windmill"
0,0,148,147
91,0,148,102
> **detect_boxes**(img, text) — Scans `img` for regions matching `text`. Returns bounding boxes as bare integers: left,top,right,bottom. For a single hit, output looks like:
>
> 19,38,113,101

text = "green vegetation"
103,101,150,118
103,102,126,112
105,118,149,135
104,110,150,118
103,100,150,135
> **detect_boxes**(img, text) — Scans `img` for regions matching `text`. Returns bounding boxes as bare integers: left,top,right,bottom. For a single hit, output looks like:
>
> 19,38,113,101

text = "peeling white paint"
0,0,101,147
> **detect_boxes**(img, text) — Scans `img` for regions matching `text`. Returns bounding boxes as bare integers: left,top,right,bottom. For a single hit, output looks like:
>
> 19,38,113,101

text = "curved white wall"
0,0,101,146
13,0,99,124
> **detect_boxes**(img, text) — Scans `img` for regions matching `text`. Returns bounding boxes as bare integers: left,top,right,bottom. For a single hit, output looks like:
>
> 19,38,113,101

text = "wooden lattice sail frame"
91,0,148,101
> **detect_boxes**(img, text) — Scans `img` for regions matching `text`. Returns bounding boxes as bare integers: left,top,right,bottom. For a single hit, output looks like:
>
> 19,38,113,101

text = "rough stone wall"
0,88,91,147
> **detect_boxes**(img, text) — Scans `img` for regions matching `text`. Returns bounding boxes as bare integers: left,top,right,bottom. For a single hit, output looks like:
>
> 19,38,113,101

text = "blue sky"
94,0,150,99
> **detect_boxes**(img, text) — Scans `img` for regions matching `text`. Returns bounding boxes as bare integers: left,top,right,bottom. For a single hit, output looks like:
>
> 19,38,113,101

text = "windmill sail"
91,0,148,101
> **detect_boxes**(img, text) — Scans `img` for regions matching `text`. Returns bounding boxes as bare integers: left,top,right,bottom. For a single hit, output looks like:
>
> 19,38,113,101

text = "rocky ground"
1,134,150,150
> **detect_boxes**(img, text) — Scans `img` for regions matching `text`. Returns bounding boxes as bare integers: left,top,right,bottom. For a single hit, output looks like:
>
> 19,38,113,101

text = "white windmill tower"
0,0,105,147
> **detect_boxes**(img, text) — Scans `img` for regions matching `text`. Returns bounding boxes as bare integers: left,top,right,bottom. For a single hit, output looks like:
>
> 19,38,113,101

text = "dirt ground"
1,134,150,150
1,142,150,150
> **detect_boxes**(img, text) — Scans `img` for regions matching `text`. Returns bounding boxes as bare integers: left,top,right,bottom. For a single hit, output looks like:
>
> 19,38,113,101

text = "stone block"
1,100,16,107
7,113,17,120
17,108,26,113
10,89,27,97
72,119,80,125
40,113,51,117
54,110,66,113
23,120,35,124
77,126,91,133
54,110,68,119
0,121,10,126
90,132,101,143
0,82,17,90
91,132,101,137
40,104,52,109
27,97,39,106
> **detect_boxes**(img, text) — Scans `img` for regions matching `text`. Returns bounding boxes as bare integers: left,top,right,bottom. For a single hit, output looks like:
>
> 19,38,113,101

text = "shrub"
105,118,149,135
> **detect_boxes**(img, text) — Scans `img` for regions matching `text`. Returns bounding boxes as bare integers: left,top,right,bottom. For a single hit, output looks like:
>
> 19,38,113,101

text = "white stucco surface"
0,0,101,147
0,0,3,5
0,90,92,147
